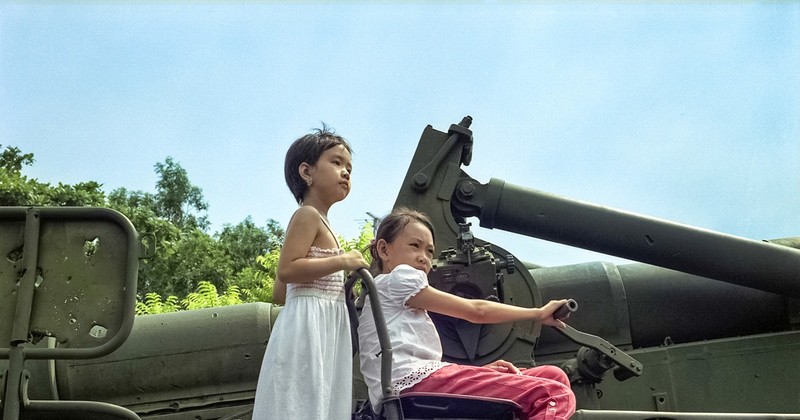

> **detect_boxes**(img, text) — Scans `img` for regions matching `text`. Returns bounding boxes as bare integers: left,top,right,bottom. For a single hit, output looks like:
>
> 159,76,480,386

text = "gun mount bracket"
412,116,474,192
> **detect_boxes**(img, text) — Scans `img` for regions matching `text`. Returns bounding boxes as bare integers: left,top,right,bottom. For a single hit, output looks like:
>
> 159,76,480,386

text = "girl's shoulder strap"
319,214,341,249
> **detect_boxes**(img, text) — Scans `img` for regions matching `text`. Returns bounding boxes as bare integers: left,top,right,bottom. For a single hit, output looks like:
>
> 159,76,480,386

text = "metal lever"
412,116,474,192
550,300,643,382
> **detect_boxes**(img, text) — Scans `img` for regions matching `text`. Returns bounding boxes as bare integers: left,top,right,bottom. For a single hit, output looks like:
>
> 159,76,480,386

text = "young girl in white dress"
252,126,369,419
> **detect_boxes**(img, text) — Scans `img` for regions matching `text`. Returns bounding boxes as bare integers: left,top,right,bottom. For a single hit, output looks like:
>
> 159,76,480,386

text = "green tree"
107,188,179,295
218,217,284,303
106,157,222,298
0,145,105,206
135,222,374,313
217,216,284,281
143,228,232,297
0,145,39,205
154,157,209,231
1,145,34,172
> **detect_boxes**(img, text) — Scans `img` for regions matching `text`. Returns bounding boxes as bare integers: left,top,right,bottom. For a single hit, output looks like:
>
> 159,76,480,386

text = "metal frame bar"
1,206,142,420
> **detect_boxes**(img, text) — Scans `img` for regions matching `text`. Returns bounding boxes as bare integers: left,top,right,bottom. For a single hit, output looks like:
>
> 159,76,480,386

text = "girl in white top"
358,207,577,420
253,126,369,420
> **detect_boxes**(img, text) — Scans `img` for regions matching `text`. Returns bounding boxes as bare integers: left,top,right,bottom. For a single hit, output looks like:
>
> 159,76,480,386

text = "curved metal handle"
345,268,403,420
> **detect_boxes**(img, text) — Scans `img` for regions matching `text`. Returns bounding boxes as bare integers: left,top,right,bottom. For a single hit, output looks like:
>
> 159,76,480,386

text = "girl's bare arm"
272,277,286,304
277,207,368,283
408,286,567,327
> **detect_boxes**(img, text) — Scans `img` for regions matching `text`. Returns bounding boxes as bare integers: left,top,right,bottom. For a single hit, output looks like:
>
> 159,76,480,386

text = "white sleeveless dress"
252,246,352,419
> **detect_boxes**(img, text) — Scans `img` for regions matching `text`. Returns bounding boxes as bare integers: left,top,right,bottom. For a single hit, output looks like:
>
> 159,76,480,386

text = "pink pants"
402,364,576,420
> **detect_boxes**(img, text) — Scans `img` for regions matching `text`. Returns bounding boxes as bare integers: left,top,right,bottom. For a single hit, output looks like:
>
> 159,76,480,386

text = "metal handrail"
345,267,403,420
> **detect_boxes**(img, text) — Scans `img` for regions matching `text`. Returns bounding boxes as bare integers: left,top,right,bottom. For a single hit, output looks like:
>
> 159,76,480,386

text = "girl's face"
303,144,352,203
378,221,435,274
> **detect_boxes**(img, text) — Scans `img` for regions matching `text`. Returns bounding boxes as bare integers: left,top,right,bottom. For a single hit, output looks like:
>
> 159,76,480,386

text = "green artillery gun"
2,117,798,419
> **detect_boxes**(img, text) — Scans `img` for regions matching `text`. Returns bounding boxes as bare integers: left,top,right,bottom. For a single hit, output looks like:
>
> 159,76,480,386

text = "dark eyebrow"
409,236,434,248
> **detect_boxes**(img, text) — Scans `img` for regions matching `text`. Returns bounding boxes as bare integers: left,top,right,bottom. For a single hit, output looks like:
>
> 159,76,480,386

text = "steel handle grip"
553,299,578,321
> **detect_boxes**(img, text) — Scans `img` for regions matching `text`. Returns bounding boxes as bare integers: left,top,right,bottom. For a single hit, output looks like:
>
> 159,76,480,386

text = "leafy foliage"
135,293,181,315
154,157,209,231
183,281,243,310
1,145,34,172
104,157,283,298
217,217,284,289
340,222,375,262
0,144,105,206
237,250,280,303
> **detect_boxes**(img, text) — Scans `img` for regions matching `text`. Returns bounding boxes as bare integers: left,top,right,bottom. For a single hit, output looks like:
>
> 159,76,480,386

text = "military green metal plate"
0,207,139,360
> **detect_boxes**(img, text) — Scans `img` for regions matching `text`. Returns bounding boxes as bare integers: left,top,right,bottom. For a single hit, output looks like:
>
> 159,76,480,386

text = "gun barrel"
471,178,800,298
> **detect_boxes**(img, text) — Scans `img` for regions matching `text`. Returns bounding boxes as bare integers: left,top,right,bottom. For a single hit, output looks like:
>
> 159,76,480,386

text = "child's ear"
299,162,314,184
376,239,389,259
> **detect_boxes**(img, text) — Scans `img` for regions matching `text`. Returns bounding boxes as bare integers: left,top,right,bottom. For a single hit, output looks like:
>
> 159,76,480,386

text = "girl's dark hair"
284,123,353,204
369,207,436,275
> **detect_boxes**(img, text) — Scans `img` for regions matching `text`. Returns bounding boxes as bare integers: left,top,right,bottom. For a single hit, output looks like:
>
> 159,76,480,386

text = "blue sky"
2,2,799,267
